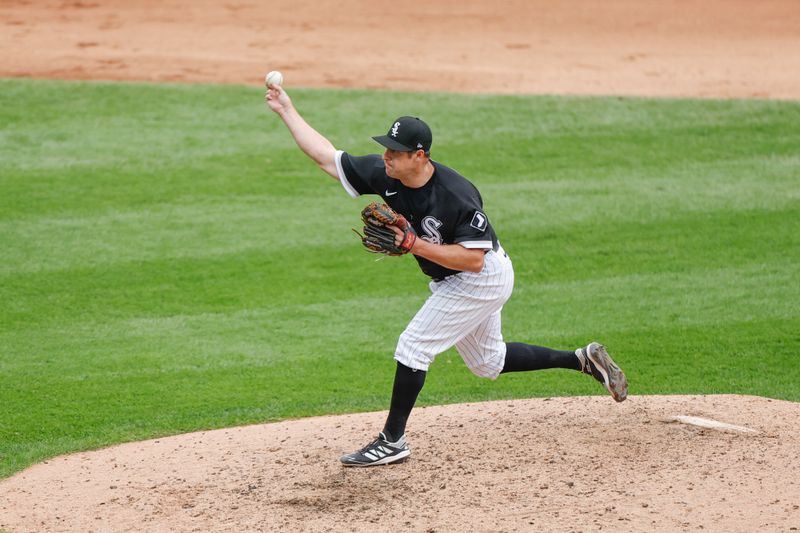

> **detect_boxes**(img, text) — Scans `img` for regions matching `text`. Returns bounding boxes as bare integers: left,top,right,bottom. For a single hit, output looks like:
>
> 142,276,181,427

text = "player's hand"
265,84,292,114
389,224,415,252
357,202,417,255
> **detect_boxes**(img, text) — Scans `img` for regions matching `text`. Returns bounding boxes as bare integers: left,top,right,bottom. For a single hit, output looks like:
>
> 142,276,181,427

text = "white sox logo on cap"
373,116,433,153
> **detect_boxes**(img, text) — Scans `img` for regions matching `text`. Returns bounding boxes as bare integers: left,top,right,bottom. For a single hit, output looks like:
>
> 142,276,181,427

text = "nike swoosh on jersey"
385,190,398,196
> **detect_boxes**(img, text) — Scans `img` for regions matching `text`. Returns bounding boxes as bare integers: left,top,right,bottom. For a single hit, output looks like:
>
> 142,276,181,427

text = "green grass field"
1,78,798,479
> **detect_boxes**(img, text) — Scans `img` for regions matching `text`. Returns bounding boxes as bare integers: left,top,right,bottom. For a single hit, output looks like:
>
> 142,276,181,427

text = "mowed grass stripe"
0,78,798,478
3,206,795,329
1,163,797,276
4,252,794,372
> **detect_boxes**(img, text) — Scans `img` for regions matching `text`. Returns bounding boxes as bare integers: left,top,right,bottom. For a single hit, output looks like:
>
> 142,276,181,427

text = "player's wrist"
408,235,428,254
400,230,416,253
276,103,295,119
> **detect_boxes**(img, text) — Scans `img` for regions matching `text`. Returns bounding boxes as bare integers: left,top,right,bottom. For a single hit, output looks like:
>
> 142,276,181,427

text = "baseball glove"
355,202,417,255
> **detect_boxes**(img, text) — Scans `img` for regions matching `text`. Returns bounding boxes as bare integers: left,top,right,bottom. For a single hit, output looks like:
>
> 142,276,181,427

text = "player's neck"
398,160,435,189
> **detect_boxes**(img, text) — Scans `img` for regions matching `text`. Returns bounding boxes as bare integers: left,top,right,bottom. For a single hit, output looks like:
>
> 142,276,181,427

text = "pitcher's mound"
1,395,798,532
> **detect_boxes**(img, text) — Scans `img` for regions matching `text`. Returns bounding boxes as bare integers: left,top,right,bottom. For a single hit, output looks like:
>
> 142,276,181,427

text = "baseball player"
265,83,628,467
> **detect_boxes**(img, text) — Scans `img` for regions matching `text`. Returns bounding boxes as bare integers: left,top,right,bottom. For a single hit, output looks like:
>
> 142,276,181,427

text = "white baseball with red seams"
265,70,283,87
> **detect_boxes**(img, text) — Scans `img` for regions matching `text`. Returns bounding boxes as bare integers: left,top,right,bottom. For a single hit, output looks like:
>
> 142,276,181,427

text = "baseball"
265,70,283,87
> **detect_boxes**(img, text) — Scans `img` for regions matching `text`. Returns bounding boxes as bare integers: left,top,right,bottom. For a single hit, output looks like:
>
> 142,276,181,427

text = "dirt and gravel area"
1,1,799,531
2,0,799,98
2,396,799,532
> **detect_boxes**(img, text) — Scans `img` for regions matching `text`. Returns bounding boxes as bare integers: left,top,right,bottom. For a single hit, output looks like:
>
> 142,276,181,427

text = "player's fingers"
389,224,404,245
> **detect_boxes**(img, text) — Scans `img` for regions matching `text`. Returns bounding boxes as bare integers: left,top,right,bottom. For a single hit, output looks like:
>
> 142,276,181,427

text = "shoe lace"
358,435,385,454
578,348,605,382
577,349,590,374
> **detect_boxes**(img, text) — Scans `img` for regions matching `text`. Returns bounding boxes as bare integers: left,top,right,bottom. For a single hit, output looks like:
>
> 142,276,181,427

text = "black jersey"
336,152,499,280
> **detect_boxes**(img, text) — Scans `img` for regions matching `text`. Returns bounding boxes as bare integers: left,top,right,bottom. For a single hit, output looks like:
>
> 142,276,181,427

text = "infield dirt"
2,396,799,532
2,0,799,98
1,1,799,531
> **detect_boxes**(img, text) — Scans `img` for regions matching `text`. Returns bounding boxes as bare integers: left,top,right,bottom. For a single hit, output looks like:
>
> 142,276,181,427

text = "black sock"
500,342,581,373
382,362,426,442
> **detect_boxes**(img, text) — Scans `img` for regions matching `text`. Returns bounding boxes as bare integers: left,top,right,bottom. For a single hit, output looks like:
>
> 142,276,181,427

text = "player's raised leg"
500,341,628,402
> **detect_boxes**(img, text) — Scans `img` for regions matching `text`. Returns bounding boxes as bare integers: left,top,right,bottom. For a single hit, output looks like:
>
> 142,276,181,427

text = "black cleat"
576,342,628,402
340,432,411,467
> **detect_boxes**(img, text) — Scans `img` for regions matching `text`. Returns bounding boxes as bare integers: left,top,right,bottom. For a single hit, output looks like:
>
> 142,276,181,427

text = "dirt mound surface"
1,0,798,98
1,395,798,532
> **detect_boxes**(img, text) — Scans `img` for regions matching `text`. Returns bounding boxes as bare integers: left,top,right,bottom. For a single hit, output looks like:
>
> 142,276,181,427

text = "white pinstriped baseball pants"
394,246,515,379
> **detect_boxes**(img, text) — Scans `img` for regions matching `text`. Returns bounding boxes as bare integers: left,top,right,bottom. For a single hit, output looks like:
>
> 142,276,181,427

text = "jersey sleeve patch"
470,211,488,231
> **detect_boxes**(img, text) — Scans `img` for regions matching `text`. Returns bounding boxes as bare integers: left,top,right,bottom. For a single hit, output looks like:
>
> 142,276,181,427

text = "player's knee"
458,344,505,380
395,332,435,371
467,354,505,379
467,361,503,380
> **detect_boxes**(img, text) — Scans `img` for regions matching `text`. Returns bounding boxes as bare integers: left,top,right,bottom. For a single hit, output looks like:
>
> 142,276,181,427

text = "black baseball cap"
372,116,432,153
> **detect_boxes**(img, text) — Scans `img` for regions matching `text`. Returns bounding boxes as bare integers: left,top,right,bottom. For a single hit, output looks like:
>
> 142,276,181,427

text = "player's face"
383,149,422,179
